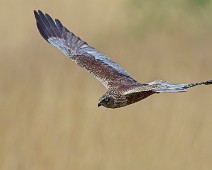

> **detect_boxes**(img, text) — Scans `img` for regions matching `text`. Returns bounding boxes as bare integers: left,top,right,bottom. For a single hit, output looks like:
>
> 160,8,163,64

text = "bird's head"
98,92,115,108
98,90,127,109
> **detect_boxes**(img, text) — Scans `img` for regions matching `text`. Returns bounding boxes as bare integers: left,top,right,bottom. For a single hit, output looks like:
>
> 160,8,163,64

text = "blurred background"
1,0,212,169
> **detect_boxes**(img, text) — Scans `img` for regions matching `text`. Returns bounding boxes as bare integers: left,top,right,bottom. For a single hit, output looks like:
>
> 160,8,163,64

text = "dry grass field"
1,0,212,169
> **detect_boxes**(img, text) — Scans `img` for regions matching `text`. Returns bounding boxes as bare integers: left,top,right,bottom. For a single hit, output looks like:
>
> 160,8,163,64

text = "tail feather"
150,80,212,93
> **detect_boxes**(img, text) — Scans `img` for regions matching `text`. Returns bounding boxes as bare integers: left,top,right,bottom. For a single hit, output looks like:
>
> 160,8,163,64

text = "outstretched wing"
34,10,138,89
123,80,212,95
149,80,212,92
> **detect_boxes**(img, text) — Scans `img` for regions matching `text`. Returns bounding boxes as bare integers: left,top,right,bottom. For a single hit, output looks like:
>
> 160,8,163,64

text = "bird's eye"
104,98,109,102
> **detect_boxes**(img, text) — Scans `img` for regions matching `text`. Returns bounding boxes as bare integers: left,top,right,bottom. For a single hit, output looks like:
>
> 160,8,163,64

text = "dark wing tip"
34,10,50,42
34,10,89,54
34,10,69,43
205,80,212,85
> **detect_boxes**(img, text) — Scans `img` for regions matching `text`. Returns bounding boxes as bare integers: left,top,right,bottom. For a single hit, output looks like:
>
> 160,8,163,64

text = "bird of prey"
34,10,212,109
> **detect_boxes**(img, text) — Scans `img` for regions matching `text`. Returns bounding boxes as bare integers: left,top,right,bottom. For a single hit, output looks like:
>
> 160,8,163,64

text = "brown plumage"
34,10,212,109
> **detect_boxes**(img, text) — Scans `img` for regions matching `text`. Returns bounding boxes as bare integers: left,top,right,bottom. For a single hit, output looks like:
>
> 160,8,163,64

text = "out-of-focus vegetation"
0,0,212,170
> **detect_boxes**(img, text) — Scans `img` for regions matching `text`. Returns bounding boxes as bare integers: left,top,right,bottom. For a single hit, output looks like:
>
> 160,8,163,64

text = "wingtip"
33,10,45,20
33,10,41,15
38,10,43,15
33,10,42,23
33,9,51,42
205,80,212,85
33,10,38,19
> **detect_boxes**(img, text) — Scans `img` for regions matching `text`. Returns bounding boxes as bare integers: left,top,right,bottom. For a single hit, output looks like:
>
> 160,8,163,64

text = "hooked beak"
98,102,101,107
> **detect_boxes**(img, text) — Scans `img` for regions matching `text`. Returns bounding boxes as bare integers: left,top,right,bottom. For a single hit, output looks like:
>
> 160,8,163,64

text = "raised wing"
34,10,138,89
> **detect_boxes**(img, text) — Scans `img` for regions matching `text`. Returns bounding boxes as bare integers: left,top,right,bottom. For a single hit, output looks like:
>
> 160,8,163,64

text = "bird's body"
34,10,212,109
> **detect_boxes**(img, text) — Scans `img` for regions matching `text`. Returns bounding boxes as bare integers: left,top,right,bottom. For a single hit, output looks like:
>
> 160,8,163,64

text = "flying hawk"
34,10,212,109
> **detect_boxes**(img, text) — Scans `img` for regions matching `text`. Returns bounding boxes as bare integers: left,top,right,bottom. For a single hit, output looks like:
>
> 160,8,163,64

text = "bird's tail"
149,80,212,93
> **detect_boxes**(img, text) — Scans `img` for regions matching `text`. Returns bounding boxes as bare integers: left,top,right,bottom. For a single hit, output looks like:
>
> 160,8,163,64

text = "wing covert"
34,10,138,89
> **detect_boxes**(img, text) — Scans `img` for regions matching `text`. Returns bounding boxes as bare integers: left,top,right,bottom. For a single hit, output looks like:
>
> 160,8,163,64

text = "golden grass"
0,0,212,169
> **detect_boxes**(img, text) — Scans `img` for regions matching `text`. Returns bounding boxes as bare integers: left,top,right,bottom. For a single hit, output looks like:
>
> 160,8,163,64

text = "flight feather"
34,10,138,89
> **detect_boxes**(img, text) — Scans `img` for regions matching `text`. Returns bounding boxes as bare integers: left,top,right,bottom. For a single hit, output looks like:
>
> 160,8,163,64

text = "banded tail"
150,80,212,93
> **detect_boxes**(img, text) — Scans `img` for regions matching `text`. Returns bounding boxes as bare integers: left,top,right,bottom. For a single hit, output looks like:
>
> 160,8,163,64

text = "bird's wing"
34,10,138,89
123,81,188,95
123,84,154,95
123,80,212,94
147,80,212,92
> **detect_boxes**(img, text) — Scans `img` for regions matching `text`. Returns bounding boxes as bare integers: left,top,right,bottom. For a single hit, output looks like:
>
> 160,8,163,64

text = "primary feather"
34,10,138,89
